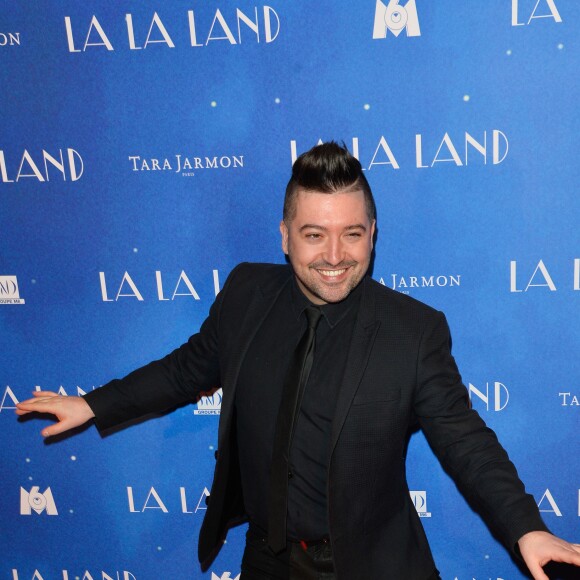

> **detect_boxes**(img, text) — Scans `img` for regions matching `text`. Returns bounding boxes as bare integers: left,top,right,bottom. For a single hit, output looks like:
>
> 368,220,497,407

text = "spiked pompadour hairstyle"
283,141,377,223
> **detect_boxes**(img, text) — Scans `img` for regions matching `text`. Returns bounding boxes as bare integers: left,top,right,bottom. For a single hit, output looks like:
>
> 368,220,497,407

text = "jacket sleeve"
413,311,549,554
83,264,242,432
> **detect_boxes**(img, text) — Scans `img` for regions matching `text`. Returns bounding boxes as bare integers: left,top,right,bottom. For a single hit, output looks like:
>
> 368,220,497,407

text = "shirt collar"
290,275,364,329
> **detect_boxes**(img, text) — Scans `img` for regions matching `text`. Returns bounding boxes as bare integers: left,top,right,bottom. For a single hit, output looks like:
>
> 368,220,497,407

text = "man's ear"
280,220,289,255
370,219,376,250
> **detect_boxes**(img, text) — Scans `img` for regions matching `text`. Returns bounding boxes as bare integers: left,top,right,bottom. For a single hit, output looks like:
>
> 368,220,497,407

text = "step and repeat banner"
1,1,578,579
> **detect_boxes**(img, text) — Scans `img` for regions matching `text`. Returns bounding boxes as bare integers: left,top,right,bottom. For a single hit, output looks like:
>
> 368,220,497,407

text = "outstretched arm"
519,531,580,580
16,391,95,437
14,265,247,437
414,311,579,570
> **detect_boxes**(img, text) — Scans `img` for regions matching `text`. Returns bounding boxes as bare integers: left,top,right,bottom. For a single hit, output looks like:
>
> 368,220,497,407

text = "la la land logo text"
453,577,506,580
99,270,222,302
64,7,280,52
125,485,580,517
510,259,580,292
291,131,509,170
127,486,210,514
512,0,562,26
536,488,580,518
0,148,83,183
469,381,509,412
12,571,136,580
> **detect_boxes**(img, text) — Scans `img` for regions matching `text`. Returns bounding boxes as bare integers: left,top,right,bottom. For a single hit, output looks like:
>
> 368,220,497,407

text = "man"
17,143,580,579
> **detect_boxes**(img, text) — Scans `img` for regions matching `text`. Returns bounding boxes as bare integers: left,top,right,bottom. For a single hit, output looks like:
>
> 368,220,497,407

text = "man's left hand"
518,530,580,580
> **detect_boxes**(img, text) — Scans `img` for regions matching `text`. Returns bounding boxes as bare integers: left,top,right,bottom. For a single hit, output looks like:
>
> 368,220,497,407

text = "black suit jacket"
85,263,547,579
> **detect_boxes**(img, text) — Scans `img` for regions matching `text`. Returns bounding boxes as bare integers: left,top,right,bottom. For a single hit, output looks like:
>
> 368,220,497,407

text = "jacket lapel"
329,277,380,455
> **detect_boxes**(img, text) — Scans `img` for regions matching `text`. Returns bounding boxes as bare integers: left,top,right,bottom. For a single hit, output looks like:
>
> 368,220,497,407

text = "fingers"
16,395,95,437
15,401,52,415
520,548,549,580
41,420,70,438
20,390,59,403
559,544,580,566
529,566,549,580
549,539,580,565
520,531,580,579
16,391,60,412
16,397,60,415
14,393,69,436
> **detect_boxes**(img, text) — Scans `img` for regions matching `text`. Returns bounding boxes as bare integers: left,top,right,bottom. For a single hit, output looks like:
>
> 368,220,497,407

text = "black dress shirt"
235,275,361,540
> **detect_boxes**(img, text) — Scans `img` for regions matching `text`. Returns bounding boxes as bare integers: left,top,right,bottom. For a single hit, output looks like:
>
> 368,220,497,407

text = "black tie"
267,305,323,553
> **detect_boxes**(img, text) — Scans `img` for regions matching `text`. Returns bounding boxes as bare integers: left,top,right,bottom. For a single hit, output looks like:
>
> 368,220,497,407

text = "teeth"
319,269,346,277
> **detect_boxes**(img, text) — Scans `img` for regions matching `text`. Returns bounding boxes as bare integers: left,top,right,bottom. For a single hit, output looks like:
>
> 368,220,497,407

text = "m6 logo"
373,0,421,39
20,486,58,515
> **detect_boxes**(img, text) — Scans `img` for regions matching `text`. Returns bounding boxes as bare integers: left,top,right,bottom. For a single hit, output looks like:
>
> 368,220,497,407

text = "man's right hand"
16,391,95,438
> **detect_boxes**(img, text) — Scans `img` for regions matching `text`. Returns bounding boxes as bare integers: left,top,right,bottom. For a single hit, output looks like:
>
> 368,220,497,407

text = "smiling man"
17,142,580,580
280,162,376,305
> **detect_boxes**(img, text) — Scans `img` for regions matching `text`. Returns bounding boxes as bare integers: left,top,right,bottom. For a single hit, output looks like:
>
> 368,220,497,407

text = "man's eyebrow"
299,224,326,232
298,223,368,232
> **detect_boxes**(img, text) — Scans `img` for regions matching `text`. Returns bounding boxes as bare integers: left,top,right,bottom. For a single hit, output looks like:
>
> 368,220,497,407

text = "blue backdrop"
1,1,578,579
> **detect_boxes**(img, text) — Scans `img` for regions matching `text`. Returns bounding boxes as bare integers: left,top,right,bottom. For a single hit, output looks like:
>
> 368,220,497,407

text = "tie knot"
305,306,322,329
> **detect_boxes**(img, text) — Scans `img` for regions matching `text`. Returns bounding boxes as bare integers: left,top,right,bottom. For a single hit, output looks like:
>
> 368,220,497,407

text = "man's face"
280,188,375,305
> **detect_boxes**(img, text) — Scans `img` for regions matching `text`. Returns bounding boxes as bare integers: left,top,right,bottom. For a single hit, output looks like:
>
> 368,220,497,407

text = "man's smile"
316,267,348,278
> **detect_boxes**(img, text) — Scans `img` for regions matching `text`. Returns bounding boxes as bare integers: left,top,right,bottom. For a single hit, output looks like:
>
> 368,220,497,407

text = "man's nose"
323,237,345,265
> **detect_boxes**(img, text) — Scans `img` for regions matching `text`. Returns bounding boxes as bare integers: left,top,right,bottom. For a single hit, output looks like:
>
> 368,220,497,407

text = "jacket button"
288,471,293,479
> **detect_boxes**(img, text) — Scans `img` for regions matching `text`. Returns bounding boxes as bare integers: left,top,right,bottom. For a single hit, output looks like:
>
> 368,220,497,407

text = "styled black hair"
283,141,377,222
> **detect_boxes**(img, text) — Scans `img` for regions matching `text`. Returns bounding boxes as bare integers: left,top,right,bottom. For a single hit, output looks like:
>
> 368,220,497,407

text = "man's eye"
346,232,362,238
306,233,321,239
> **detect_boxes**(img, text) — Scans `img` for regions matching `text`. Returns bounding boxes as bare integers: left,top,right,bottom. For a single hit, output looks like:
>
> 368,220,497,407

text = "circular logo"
29,490,47,511
385,6,408,31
